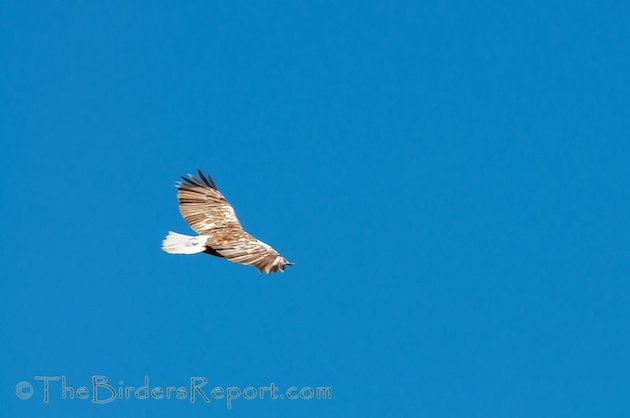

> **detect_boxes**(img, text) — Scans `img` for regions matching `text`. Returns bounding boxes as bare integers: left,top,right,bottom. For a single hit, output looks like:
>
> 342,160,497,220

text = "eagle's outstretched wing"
208,228,293,273
177,170,292,273
177,169,241,234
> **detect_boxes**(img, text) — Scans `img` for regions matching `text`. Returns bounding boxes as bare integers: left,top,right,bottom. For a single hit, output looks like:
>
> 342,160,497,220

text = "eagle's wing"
207,228,293,274
177,170,241,234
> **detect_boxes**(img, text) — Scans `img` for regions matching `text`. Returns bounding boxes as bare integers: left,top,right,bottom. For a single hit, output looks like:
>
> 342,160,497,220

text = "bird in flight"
162,169,293,273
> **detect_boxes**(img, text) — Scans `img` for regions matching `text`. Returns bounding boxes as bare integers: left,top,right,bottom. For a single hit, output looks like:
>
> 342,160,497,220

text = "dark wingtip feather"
197,169,213,188
176,170,218,190
188,172,204,186
178,176,198,188
198,169,218,190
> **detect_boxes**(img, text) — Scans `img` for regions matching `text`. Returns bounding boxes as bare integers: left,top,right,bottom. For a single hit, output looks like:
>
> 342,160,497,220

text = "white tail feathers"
162,231,209,254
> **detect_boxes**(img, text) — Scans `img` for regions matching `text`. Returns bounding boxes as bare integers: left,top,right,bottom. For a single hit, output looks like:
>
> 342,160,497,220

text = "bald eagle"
162,170,293,274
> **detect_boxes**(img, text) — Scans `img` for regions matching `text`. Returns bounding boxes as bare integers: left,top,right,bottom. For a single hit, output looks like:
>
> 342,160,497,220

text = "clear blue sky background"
1,1,629,417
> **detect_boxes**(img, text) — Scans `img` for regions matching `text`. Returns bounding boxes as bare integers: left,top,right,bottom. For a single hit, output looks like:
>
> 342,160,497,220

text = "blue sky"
1,1,629,417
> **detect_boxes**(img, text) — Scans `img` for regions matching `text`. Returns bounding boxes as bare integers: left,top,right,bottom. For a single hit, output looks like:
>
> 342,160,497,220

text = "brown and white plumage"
162,170,293,274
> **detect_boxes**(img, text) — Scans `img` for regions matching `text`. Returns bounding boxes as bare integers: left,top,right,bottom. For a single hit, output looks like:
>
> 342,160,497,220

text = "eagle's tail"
162,231,208,255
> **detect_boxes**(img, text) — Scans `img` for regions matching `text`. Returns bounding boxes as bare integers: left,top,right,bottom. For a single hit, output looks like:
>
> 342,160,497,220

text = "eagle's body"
162,170,293,274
